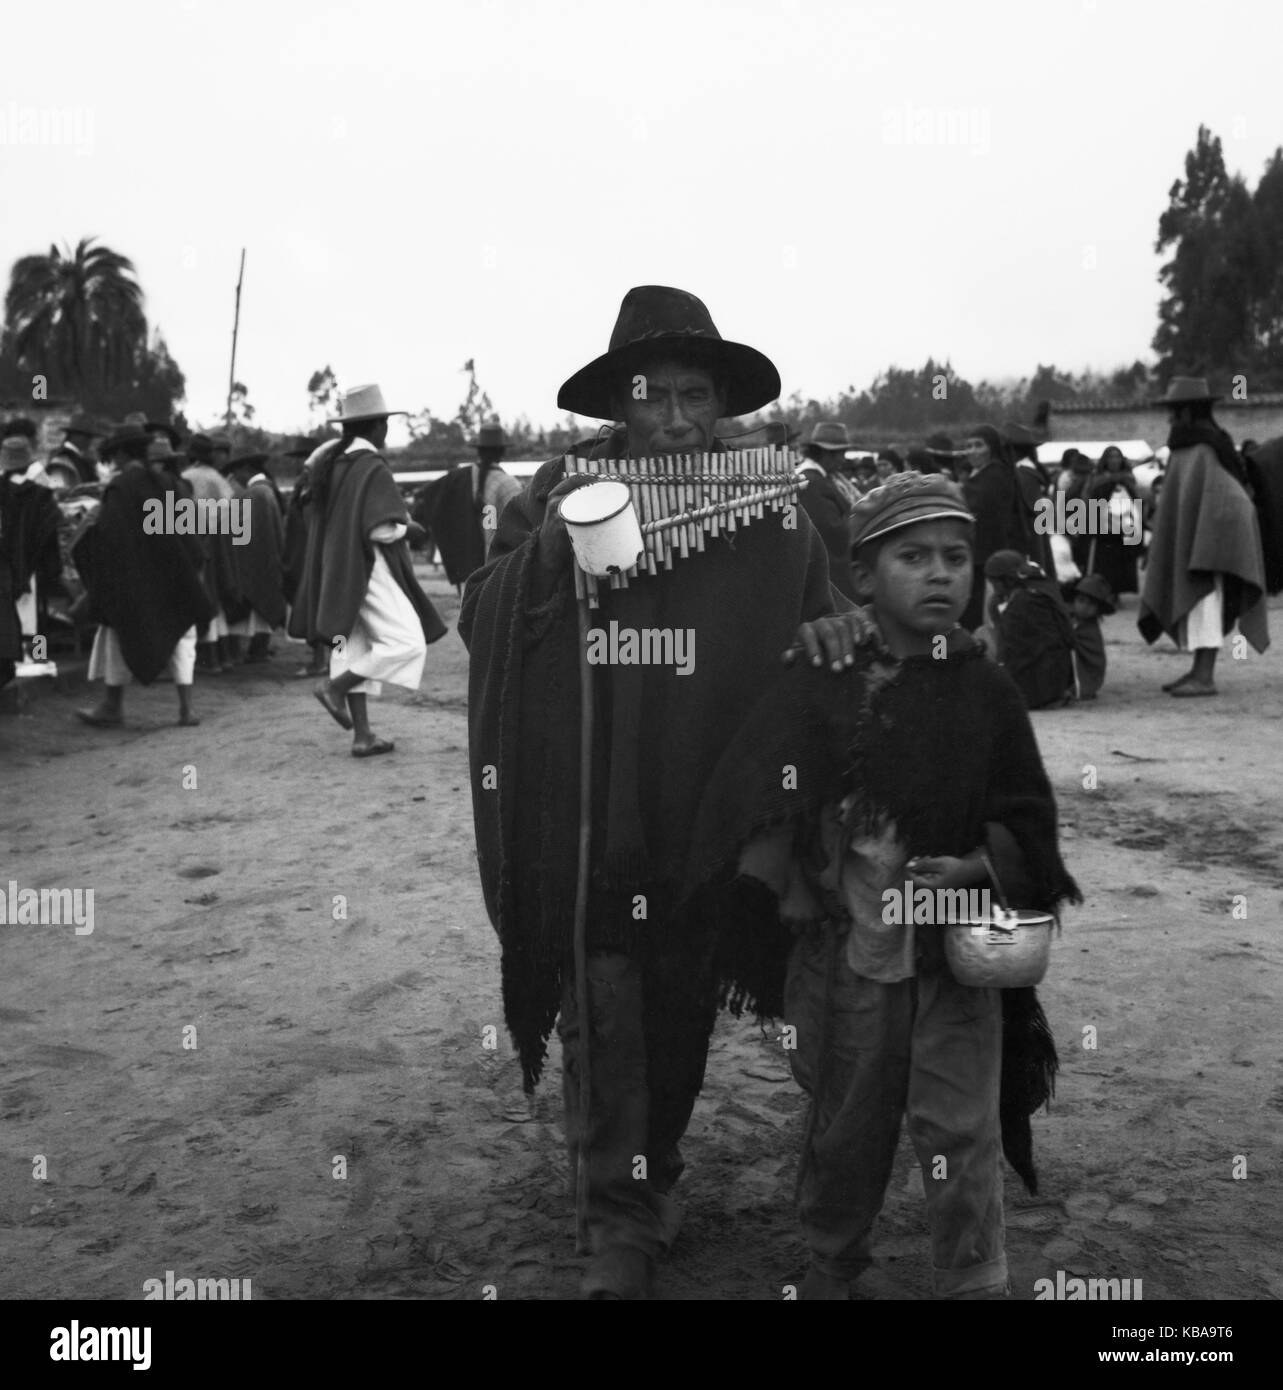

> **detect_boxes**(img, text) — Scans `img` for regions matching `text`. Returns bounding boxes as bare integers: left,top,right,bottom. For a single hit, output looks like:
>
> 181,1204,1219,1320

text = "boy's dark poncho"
682,627,1082,1194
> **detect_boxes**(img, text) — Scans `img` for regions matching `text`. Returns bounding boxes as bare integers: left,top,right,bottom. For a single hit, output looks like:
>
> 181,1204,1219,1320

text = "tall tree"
306,365,339,426
1248,149,1283,386
1153,126,1257,381
1,237,147,398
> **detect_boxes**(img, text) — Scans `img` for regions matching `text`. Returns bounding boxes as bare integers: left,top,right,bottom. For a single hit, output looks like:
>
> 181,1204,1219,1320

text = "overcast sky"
3,0,1280,443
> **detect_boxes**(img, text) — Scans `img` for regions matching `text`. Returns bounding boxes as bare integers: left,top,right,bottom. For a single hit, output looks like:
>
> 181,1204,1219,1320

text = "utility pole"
224,248,246,434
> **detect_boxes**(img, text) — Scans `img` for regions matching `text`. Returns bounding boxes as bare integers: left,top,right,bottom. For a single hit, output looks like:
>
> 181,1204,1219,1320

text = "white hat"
328,383,406,423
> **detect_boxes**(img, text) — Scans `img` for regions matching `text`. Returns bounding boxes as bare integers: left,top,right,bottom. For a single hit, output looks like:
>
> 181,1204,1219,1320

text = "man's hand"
535,473,601,576
783,607,883,672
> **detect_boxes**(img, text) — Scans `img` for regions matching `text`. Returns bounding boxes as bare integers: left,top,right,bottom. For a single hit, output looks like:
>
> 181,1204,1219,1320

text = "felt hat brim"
327,410,408,423
557,336,781,421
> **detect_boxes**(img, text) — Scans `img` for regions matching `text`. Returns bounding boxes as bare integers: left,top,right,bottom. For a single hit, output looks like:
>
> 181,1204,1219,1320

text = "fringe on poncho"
680,628,1082,1193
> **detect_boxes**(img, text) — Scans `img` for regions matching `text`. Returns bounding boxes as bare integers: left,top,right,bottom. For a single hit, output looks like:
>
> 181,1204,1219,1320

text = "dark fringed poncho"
681,628,1082,1193
458,446,847,1093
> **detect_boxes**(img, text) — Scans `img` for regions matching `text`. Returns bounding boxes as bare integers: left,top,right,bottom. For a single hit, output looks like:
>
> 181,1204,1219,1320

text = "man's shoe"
580,1246,654,1300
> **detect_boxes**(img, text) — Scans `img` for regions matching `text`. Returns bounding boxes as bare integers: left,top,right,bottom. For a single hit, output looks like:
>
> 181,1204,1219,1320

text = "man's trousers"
556,939,720,1262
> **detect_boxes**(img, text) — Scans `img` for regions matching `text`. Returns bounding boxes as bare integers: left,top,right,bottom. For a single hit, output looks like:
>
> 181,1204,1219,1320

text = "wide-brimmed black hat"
1074,574,1116,614
557,285,781,421
1153,376,1219,407
64,414,101,440
228,452,268,472
146,420,182,446
100,426,152,458
473,422,508,452
2,415,39,441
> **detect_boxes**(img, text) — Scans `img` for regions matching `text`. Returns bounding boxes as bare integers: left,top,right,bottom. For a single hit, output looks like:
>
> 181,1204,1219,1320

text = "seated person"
983,550,1075,709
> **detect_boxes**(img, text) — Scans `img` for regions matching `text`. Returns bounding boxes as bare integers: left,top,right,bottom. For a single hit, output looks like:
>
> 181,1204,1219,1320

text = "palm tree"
3,237,147,397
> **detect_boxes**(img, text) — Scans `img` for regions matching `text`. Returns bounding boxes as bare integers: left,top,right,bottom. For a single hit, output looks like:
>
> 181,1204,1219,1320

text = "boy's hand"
907,855,985,890
783,608,882,672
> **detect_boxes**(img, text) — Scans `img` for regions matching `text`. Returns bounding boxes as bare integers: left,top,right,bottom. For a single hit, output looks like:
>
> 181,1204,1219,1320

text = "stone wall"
1051,397,1283,450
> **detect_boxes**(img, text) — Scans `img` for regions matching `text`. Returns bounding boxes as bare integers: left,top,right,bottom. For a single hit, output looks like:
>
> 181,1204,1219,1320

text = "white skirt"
227,609,276,637
203,607,230,640
89,625,198,685
1179,576,1225,651
329,549,427,697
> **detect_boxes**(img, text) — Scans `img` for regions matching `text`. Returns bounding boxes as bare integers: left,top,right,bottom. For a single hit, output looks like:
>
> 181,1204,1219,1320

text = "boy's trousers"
786,925,1008,1298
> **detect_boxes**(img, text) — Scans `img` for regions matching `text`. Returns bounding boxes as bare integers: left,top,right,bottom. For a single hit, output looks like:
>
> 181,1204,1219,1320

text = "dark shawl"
1138,440,1268,653
796,464,857,600
458,442,849,1090
0,475,60,685
288,447,446,647
1243,436,1283,596
1084,471,1141,595
182,463,246,623
72,463,213,684
1071,615,1106,698
414,467,486,586
681,630,1081,1193
282,477,313,604
1013,462,1054,577
995,580,1076,709
237,478,287,626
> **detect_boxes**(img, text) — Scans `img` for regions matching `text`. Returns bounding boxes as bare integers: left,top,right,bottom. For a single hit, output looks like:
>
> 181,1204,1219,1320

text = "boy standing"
685,473,1079,1300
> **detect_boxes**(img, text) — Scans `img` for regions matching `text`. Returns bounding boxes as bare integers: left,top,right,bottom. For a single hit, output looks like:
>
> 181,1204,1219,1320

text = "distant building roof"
1051,395,1283,413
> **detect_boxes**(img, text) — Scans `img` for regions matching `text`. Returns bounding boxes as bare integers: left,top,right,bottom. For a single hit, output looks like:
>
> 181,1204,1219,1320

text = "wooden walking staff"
572,561,595,1254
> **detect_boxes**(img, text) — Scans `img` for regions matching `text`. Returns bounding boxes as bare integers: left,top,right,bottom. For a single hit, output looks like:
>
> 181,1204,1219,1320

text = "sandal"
314,682,353,729
351,737,395,758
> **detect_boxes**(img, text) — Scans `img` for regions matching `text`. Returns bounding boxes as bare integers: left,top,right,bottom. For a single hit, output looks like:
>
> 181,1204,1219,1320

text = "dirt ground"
2,563,1281,1302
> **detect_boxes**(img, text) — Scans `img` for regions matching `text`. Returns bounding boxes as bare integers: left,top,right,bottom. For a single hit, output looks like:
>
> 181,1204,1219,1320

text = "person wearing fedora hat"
1139,377,1268,695
471,420,522,539
459,285,877,1299
280,437,333,677
289,385,446,756
960,426,1023,631
982,549,1076,709
1069,574,1115,700
182,434,245,674
0,436,63,691
795,421,858,599
413,421,524,594
225,452,286,663
72,426,211,727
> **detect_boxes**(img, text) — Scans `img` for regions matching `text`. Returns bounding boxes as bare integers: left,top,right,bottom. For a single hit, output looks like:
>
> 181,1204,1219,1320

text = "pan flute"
564,445,804,607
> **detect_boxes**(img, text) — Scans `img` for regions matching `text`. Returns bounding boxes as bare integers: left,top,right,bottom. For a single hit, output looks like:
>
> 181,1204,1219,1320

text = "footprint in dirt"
178,866,222,880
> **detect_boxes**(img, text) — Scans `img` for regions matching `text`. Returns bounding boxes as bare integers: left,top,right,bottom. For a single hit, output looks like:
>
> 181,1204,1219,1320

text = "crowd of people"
3,282,1280,1302
791,388,1277,707
0,403,449,749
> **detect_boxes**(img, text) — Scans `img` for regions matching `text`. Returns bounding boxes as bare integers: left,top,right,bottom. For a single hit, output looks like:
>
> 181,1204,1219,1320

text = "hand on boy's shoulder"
783,604,885,672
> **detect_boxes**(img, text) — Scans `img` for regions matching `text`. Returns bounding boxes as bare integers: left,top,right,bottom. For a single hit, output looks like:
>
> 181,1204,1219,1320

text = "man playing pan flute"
459,285,872,1299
